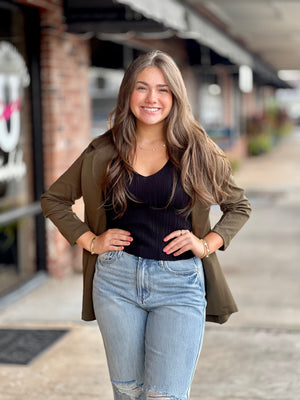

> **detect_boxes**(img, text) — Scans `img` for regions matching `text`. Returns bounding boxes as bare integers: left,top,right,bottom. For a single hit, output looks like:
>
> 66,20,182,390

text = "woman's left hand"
163,230,205,258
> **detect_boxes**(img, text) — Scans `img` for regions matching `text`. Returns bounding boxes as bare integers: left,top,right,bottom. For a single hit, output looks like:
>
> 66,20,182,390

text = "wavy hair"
103,50,232,216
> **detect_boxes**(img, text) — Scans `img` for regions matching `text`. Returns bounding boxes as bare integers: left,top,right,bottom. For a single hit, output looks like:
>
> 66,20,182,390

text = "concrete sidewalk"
1,130,300,400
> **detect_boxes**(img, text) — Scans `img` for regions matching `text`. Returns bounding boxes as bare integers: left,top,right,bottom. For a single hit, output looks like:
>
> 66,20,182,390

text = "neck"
135,123,166,145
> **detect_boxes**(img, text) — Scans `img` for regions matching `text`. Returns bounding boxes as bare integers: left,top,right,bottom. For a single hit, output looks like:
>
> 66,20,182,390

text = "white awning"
184,12,253,67
116,0,253,66
110,0,288,86
116,0,188,31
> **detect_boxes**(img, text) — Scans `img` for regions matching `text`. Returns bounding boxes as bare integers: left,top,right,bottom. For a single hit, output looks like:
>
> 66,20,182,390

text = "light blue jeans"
93,251,207,400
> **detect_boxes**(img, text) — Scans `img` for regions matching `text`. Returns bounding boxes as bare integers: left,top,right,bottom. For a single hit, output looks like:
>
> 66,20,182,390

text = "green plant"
245,101,294,156
248,133,273,156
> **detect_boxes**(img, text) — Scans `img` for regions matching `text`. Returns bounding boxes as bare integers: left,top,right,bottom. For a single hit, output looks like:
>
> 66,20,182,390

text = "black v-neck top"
105,160,193,260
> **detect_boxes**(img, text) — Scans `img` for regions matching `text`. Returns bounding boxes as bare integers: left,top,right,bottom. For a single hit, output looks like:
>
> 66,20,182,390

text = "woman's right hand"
93,229,133,254
77,229,133,255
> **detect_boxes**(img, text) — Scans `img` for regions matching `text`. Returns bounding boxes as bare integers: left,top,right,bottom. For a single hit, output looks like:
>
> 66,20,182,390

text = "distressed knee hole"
112,381,143,399
147,388,175,399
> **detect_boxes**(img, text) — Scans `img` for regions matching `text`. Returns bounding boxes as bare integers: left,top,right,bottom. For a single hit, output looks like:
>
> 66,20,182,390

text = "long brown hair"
103,50,232,216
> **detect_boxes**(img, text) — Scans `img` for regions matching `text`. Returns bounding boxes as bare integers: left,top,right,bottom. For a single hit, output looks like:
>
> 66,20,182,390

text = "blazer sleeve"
40,148,91,246
211,175,251,250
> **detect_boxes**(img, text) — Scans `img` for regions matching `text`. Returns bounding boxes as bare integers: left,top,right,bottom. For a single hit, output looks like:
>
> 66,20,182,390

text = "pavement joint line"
0,272,49,310
206,325,300,335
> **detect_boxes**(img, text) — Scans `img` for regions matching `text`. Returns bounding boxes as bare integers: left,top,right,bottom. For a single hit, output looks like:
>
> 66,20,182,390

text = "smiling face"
130,67,173,131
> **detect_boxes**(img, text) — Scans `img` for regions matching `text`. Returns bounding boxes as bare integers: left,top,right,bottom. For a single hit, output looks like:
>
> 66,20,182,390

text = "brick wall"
17,0,91,276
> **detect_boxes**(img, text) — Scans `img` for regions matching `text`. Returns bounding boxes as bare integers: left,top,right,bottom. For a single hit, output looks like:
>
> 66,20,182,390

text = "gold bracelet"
90,236,97,255
200,238,210,258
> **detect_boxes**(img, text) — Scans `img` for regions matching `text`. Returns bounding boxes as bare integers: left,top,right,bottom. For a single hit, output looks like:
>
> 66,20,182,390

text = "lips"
142,107,161,112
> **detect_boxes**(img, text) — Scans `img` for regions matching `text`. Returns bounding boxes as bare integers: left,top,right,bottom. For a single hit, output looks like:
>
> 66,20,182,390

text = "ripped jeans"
93,251,207,400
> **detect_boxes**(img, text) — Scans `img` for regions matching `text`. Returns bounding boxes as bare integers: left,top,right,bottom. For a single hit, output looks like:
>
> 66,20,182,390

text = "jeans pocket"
97,251,122,266
162,258,198,276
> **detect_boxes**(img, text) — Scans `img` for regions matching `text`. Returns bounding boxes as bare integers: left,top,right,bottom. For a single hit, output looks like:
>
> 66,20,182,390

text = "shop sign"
0,41,30,184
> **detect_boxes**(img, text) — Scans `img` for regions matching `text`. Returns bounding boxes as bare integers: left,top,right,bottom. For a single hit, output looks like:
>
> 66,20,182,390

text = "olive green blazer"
41,131,251,324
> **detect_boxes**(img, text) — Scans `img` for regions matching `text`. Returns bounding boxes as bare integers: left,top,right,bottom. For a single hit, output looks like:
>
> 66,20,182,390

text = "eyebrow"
136,80,169,87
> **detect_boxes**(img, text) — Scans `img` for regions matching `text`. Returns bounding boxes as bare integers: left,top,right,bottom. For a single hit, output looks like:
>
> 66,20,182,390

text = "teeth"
143,107,160,111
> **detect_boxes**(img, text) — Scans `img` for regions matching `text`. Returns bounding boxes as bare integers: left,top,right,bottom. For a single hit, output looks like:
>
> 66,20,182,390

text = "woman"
41,50,251,400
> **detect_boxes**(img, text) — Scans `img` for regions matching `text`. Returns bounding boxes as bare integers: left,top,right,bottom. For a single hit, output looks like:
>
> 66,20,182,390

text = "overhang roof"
186,0,300,72
64,0,290,88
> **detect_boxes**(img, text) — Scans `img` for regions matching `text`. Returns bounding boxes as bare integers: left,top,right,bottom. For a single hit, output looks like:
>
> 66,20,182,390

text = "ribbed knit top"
105,160,193,260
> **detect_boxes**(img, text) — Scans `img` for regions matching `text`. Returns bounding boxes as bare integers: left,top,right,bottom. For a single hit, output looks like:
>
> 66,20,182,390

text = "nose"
145,89,157,103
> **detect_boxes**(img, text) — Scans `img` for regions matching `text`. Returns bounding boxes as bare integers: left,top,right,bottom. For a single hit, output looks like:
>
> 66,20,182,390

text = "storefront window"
0,4,37,294
89,67,124,137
